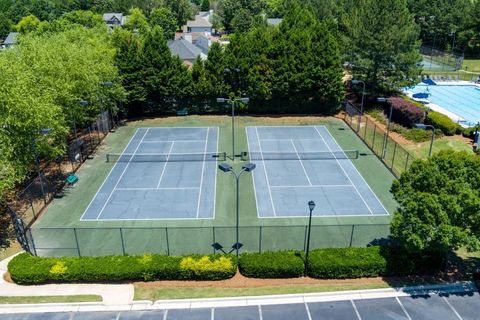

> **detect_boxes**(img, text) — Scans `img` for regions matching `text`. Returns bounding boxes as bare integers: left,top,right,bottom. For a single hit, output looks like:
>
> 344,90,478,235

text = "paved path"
0,253,134,305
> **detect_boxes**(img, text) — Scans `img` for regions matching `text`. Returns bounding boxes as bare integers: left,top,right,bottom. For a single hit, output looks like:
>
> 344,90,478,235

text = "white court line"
314,126,373,215
246,128,260,219
255,126,277,217
319,125,390,216
80,128,142,221
116,187,200,191
395,297,412,320
290,139,312,186
96,128,149,220
156,142,174,189
304,302,313,320
142,140,206,143
259,138,322,141
351,300,362,320
271,185,353,188
442,296,463,320
212,127,219,220
196,127,209,219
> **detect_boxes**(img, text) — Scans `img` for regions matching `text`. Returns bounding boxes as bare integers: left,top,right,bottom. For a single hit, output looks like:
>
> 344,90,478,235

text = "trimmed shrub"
426,111,459,136
462,126,479,139
8,253,236,284
387,97,426,128
307,247,387,279
239,251,304,278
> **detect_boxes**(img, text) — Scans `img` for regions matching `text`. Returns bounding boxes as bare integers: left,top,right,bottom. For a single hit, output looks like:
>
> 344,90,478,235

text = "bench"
177,109,188,116
66,174,79,186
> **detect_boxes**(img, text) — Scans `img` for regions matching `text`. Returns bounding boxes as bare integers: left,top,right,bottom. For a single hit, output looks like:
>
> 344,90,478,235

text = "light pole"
217,97,250,161
218,162,256,260
32,128,53,204
378,97,392,159
351,79,366,131
100,81,114,130
304,200,316,275
414,124,436,157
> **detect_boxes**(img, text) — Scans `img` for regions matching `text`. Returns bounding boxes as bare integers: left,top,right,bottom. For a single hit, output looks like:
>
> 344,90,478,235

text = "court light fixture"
39,128,53,135
304,200,316,275
218,162,256,260
101,81,113,87
414,123,436,157
216,97,226,103
239,97,250,104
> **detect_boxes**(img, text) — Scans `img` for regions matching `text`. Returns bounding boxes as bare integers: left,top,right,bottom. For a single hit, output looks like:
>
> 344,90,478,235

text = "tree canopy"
391,151,480,255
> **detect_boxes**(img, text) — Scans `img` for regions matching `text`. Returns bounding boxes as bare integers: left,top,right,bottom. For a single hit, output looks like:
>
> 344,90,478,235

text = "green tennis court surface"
30,116,397,257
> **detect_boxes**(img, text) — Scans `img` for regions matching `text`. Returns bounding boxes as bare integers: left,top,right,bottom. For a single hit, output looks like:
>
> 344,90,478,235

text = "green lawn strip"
403,137,472,159
0,295,102,304
134,283,391,300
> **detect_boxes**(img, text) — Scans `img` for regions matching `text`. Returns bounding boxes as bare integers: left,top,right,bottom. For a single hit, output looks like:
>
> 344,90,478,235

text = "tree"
60,10,104,29
343,0,421,93
200,0,210,11
391,151,480,256
0,12,12,40
163,0,194,27
218,0,266,32
16,14,41,33
125,8,150,34
149,7,177,40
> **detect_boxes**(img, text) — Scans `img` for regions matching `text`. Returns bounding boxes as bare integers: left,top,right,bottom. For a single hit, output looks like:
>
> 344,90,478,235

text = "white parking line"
442,296,463,320
304,302,313,320
351,300,362,320
395,297,412,320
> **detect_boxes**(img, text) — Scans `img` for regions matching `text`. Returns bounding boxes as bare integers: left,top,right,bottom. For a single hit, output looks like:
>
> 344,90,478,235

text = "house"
183,32,211,54
186,15,212,34
197,10,214,23
2,32,18,49
267,18,283,26
167,38,207,67
102,13,127,28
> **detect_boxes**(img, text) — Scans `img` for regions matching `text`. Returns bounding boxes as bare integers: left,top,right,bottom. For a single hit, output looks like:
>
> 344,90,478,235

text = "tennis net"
106,152,227,163
242,150,359,161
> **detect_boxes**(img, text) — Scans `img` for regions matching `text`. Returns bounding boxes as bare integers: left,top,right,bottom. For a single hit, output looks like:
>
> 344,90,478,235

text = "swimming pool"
407,83,480,126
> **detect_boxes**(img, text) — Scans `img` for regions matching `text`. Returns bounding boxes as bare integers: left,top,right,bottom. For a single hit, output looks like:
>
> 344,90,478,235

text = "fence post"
165,228,170,256
73,228,81,257
119,228,126,256
363,118,368,140
259,226,262,253
390,143,397,171
404,153,410,172
28,229,38,256
372,125,377,150
212,227,216,254
349,225,355,247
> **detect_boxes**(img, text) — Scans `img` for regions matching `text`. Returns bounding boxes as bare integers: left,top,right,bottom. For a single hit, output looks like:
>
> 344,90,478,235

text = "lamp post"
217,97,250,161
218,162,256,259
351,80,366,132
100,81,114,130
414,124,436,157
32,128,53,204
304,200,316,275
378,97,392,159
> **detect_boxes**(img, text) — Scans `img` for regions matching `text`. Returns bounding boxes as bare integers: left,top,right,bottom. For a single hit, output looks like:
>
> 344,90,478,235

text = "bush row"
387,97,426,128
426,111,460,136
239,247,444,279
8,253,236,284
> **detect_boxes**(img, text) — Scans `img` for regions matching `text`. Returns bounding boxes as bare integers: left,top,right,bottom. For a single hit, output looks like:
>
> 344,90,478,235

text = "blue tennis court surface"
246,126,388,217
81,127,218,220
409,84,480,126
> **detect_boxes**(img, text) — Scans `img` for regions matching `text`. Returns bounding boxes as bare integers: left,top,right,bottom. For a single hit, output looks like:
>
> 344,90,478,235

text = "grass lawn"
404,136,473,159
0,295,102,304
134,283,391,300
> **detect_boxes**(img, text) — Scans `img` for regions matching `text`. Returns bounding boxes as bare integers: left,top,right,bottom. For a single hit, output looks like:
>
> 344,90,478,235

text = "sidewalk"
0,253,134,306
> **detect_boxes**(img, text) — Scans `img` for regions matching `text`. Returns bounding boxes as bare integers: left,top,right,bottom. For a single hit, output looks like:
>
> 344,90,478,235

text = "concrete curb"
0,281,476,314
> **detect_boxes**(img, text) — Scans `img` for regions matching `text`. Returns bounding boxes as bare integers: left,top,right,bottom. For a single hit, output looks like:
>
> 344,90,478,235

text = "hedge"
426,111,459,136
387,97,426,128
239,251,304,278
306,247,387,279
8,253,236,284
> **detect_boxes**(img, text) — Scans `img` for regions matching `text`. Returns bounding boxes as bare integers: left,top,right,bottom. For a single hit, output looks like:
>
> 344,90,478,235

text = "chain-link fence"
420,45,464,71
344,101,417,178
7,111,113,230
29,224,390,257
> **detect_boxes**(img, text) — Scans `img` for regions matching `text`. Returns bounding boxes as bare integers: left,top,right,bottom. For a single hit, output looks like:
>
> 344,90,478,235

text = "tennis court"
80,127,220,221
246,126,388,218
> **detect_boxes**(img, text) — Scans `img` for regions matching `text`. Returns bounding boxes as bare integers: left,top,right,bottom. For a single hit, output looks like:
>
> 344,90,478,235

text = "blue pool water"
408,84,480,126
